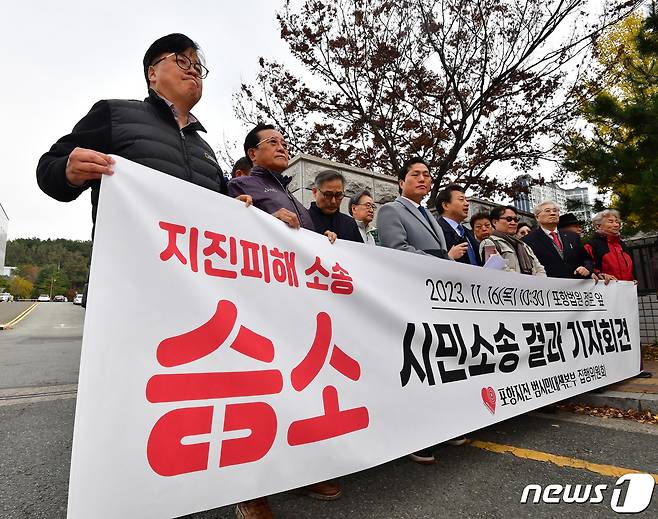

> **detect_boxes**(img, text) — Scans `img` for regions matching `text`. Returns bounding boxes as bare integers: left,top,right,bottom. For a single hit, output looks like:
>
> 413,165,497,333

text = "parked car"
73,293,83,305
53,295,67,302
0,292,13,302
37,294,51,302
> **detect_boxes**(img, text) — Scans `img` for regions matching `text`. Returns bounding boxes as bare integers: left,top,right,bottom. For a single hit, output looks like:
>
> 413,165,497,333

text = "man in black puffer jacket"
36,33,242,230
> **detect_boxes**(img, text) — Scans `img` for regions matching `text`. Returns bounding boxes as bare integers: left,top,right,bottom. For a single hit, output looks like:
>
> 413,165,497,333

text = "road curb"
567,390,658,414
0,302,39,330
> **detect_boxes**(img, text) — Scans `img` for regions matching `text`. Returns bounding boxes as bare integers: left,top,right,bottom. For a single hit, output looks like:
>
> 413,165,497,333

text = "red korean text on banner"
288,311,369,445
145,300,283,476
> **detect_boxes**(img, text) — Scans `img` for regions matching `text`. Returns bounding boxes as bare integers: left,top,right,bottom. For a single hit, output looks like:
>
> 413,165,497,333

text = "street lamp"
49,275,56,300
49,262,61,300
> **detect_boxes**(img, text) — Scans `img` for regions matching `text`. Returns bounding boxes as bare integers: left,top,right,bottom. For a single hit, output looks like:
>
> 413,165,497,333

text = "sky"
2,1,290,241
1,0,599,242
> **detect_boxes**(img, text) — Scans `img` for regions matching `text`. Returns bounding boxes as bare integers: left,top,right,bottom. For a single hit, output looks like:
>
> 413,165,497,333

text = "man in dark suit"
435,184,481,266
308,170,364,243
523,201,594,279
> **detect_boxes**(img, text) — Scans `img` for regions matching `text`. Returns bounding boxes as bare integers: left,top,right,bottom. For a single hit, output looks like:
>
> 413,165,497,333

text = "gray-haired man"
349,190,378,245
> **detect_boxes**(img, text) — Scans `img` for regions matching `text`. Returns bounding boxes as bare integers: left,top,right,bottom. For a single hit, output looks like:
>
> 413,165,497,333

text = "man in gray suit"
378,157,467,465
378,157,464,261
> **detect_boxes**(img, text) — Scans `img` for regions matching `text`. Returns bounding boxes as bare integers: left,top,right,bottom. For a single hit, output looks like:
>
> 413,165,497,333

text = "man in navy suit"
523,201,594,279
435,184,481,266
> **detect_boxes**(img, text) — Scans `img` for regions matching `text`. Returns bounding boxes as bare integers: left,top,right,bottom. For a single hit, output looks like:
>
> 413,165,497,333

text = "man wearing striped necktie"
435,184,482,266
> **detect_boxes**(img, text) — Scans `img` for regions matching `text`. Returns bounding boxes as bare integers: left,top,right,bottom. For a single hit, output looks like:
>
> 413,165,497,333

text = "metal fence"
626,233,657,296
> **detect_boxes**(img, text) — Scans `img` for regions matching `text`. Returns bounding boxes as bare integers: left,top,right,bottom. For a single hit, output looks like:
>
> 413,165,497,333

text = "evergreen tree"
563,6,658,232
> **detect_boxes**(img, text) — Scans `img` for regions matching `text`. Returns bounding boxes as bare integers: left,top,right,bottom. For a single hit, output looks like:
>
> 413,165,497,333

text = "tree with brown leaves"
235,0,642,206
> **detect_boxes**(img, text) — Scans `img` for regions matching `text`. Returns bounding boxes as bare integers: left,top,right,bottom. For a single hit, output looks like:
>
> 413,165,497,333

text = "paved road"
0,302,35,325
0,303,84,389
1,306,656,518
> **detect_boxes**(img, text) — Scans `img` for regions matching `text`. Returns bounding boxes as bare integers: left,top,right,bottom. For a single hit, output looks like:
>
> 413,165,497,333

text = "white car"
73,294,83,305
0,292,13,302
37,294,51,302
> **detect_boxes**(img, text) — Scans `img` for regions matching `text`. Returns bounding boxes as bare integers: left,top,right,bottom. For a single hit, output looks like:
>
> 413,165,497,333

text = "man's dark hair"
314,169,345,188
435,184,465,214
243,123,277,165
349,190,372,216
470,212,491,228
397,157,429,194
398,157,429,182
230,157,251,178
490,205,518,221
143,33,200,87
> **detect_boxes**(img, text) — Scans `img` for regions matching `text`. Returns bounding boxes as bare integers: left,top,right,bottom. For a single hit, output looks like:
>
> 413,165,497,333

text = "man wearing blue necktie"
435,184,482,266
378,157,457,260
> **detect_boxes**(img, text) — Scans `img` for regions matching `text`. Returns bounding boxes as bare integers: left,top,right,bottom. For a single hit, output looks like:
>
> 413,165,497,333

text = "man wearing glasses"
308,170,363,242
228,123,318,231
37,33,234,232
523,201,596,279
349,190,378,245
229,123,340,517
479,206,546,276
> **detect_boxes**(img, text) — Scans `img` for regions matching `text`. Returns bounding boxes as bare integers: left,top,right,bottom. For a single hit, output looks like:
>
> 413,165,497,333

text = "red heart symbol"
481,387,496,414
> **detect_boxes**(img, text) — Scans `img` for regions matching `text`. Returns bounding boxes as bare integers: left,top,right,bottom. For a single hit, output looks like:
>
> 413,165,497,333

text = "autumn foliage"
235,0,641,205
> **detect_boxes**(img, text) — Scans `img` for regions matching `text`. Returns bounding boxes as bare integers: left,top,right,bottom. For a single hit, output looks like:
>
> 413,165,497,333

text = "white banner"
67,157,641,518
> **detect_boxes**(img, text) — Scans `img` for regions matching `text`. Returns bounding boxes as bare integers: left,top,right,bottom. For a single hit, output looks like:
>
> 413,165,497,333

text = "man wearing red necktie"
523,201,602,280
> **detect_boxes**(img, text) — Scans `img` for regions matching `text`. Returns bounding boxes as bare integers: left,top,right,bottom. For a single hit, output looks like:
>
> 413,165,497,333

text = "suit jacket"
437,216,482,266
523,228,593,279
377,197,450,259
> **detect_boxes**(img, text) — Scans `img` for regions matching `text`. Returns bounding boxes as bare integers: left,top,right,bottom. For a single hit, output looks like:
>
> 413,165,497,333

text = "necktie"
418,206,433,226
457,224,479,265
550,230,563,251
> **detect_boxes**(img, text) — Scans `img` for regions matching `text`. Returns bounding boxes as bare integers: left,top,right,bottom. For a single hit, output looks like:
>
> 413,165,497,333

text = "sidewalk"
567,360,658,414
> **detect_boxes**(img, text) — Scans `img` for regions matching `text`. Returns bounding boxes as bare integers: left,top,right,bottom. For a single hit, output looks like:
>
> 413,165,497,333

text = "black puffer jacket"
37,89,227,226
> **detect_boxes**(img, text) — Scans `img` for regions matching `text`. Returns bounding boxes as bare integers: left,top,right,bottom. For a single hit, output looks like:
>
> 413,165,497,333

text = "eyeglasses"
500,216,520,223
319,190,344,200
255,136,289,151
355,203,377,210
151,53,209,79
473,222,491,229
